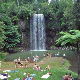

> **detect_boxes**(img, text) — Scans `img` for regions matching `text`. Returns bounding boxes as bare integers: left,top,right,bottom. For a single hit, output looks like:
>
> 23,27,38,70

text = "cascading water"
30,14,46,51
17,0,19,6
48,0,51,4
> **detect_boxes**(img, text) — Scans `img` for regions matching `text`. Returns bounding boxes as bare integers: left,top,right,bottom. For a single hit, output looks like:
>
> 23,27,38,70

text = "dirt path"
0,57,57,71
0,62,44,71
0,57,63,71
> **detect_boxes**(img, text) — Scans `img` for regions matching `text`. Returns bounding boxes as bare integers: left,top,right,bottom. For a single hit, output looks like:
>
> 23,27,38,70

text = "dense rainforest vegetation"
0,0,80,53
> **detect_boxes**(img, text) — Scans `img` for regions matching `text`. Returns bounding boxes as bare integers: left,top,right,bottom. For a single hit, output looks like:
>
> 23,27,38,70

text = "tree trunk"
76,41,79,52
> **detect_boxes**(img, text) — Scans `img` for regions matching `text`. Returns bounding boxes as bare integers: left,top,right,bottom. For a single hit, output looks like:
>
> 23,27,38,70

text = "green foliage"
0,2,10,13
0,9,20,51
56,30,80,45
56,32,74,45
0,0,80,51
6,1,19,17
0,52,8,61
56,30,80,51
17,4,33,19
0,21,6,49
0,15,12,25
11,16,19,25
3,25,21,51
72,1,80,30
62,0,74,30
70,30,80,36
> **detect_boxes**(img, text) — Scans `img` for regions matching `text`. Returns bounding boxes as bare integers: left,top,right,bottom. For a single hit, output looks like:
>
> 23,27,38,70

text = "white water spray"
30,14,46,50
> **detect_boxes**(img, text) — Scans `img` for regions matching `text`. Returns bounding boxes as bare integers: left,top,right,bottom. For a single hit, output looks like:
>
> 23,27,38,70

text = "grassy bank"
4,68,77,80
0,57,78,80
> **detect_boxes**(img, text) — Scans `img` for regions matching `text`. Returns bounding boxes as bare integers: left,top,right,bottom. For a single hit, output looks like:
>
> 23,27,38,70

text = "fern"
56,30,80,50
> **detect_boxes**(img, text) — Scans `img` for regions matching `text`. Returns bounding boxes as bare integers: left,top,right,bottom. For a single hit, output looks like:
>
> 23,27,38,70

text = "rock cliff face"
46,28,55,49
19,20,56,50
19,20,27,32
19,20,30,51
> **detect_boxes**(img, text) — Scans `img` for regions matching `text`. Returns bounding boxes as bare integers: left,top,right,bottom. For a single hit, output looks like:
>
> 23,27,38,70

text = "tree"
3,25,21,51
56,30,80,51
0,21,6,49
72,0,80,30
17,4,33,20
63,0,74,30
0,15,21,52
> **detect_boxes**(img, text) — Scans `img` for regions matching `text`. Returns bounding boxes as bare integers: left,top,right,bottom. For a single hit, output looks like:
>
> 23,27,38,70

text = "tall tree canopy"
0,0,80,52
0,21,6,49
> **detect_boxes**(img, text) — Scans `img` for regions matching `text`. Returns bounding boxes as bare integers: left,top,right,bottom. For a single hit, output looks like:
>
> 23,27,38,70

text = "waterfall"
30,14,46,50
48,0,51,4
17,0,19,6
